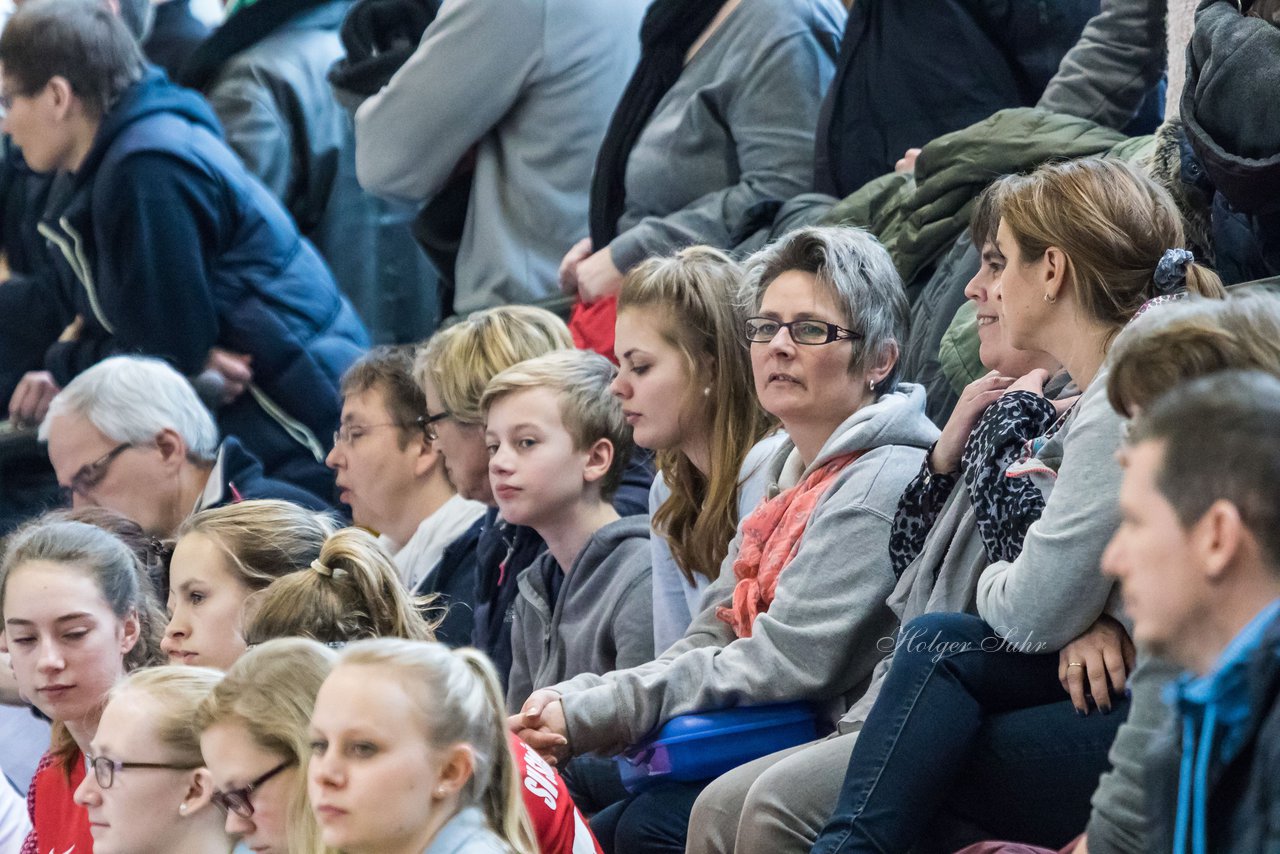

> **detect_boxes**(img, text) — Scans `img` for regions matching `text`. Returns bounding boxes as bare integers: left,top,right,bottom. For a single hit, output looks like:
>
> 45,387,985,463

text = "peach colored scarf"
717,451,863,638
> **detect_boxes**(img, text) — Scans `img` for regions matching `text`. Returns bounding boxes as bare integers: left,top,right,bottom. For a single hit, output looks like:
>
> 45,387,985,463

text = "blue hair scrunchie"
1153,248,1195,294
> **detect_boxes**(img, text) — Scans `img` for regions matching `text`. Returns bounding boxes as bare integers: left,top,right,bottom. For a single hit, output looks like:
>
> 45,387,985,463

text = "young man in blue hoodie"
1103,369,1280,854
0,0,368,500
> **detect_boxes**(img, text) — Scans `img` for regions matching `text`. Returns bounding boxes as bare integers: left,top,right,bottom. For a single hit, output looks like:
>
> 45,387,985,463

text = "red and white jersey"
510,734,603,854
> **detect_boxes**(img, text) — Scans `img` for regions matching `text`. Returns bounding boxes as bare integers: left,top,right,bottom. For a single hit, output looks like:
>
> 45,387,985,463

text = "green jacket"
824,107,1128,287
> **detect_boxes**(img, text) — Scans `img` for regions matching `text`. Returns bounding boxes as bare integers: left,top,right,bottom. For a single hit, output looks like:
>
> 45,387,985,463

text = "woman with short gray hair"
512,225,938,851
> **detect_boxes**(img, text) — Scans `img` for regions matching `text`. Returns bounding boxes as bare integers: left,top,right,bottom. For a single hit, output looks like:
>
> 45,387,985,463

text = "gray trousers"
686,731,858,854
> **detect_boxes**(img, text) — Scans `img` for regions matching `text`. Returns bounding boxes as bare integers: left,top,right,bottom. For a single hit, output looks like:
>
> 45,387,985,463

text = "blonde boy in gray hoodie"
482,350,654,715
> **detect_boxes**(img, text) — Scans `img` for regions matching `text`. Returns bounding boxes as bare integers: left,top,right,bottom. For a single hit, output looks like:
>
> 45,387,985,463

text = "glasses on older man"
87,755,200,789
211,759,295,819
58,442,135,504
744,317,862,346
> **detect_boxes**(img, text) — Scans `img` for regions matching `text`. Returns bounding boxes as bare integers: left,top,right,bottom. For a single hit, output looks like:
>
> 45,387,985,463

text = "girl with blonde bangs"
310,639,538,854
164,499,337,670
74,666,231,854
245,527,440,646
194,638,338,854
612,246,780,649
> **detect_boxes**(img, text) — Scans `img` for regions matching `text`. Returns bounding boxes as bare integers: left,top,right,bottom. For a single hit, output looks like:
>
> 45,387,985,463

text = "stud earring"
703,386,711,397
1043,293,1057,304
179,804,188,815
868,379,876,392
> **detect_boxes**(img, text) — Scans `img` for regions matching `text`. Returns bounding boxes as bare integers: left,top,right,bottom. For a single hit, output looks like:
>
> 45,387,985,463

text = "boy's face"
485,387,597,530
1102,440,1208,668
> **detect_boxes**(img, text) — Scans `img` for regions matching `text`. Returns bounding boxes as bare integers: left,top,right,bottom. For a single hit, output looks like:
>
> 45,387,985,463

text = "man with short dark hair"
1102,369,1280,853
328,346,485,645
0,0,369,499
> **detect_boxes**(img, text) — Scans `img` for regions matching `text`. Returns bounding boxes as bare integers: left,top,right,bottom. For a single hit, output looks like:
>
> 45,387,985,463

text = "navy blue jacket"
415,516,484,648
39,70,369,497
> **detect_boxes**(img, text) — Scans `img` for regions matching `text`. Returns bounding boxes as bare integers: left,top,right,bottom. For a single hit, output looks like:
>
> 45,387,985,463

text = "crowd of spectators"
1,0,1279,852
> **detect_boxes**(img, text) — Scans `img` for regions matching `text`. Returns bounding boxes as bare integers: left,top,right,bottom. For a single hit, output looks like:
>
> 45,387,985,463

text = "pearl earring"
703,386,711,397
179,804,188,814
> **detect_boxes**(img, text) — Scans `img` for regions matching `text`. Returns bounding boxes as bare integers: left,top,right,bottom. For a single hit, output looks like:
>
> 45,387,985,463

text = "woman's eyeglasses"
744,317,862,346
86,755,199,789
211,758,295,818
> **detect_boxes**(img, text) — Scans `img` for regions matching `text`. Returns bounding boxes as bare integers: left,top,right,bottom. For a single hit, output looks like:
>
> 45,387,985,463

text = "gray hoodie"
552,385,939,755
506,515,653,714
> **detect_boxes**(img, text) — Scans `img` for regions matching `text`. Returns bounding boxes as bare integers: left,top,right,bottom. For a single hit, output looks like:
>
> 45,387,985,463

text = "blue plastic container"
615,702,818,792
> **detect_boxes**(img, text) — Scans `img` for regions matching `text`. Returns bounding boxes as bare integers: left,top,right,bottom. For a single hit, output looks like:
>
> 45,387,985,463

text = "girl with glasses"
0,519,165,854
74,666,230,854
195,638,335,854
164,499,336,670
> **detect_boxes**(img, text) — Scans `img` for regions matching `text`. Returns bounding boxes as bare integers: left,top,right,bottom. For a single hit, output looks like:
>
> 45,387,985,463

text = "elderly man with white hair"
40,355,330,537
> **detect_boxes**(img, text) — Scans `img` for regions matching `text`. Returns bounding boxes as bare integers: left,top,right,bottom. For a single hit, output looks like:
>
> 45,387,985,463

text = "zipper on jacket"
38,218,117,335
247,383,326,462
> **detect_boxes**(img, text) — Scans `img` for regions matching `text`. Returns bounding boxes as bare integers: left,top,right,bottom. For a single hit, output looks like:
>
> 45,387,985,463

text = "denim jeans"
561,754,631,816
590,779,709,854
812,613,1129,854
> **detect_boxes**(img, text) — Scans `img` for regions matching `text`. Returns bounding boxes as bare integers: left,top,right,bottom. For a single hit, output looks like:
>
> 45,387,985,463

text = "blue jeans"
812,613,1128,854
590,780,709,854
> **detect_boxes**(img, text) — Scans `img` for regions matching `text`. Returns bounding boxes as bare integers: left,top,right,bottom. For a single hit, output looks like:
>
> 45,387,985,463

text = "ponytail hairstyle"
175,499,337,591
111,665,223,767
617,246,773,583
994,157,1225,345
193,639,338,854
0,519,166,775
336,639,537,854
243,527,439,646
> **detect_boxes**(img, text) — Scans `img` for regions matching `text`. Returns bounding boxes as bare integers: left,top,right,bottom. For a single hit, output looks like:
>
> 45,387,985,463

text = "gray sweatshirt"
506,515,654,714
976,365,1127,651
353,0,646,312
608,0,845,272
552,385,939,755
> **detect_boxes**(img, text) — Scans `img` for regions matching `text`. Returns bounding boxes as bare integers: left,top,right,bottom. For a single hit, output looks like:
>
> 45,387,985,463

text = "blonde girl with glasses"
73,666,230,854
195,638,338,854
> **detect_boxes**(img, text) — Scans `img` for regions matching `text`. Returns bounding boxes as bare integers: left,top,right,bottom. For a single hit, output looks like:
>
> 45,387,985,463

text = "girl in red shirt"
1,519,165,854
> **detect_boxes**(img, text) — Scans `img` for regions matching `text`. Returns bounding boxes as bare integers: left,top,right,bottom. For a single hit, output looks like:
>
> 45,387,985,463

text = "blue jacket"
1149,601,1280,854
39,69,369,496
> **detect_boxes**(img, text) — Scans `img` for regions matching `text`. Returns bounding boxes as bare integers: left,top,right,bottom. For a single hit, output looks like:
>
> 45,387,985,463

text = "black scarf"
587,0,724,250
328,0,441,97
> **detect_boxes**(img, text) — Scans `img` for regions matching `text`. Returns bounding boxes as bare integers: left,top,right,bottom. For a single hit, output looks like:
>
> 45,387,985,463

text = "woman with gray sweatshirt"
809,158,1225,854
513,226,939,852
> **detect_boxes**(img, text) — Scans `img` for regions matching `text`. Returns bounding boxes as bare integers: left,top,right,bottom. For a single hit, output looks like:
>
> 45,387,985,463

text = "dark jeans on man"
590,779,709,854
813,612,1128,854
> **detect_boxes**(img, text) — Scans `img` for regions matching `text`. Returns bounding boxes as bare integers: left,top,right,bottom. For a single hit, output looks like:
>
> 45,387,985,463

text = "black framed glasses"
418,410,450,440
87,755,199,789
744,317,862,346
59,442,134,503
211,759,295,819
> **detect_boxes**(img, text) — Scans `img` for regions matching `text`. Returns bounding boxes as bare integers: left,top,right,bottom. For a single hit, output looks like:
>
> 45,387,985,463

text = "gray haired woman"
513,226,939,852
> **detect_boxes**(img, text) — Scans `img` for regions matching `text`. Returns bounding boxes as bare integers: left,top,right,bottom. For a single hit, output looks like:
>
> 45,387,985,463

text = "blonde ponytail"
244,527,439,646
337,640,538,853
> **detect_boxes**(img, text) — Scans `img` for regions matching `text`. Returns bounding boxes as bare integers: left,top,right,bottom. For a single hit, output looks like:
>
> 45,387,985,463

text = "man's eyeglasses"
59,442,134,503
333,411,451,447
744,317,862,346
87,755,200,789
211,759,295,818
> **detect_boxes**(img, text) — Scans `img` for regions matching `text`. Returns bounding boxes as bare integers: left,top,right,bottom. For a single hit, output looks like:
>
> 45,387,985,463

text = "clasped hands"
507,689,572,765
